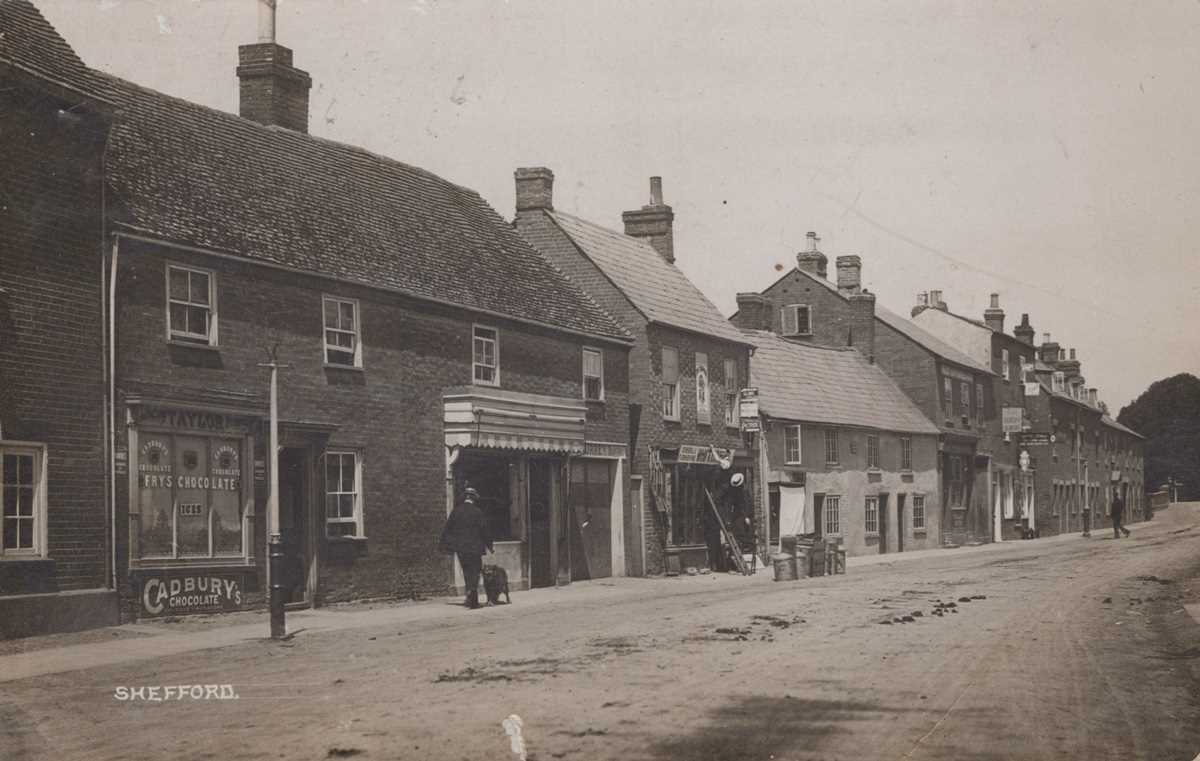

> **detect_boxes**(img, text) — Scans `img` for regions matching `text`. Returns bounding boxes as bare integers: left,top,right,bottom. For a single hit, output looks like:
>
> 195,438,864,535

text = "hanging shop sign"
738,388,760,432
138,571,245,617
676,445,732,466
1002,407,1025,434
1019,432,1054,447
1110,470,1122,483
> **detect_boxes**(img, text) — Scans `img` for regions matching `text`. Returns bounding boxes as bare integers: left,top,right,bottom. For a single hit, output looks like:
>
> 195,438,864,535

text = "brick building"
912,294,1036,541
734,234,997,546
514,171,757,576
0,0,119,636
3,0,636,628
742,330,942,557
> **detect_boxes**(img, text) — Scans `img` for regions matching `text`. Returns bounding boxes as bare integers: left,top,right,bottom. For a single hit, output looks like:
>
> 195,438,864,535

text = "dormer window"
780,304,812,336
1052,372,1066,393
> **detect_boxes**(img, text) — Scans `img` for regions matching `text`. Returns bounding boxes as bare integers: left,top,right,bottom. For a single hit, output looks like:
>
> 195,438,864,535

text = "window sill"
662,416,681,423
912,529,928,536
584,397,606,405
325,535,368,544
324,363,364,372
864,531,880,538
167,339,219,352
0,554,49,562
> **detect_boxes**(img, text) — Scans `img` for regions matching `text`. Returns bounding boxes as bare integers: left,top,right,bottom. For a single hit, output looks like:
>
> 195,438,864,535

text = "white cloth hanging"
778,484,807,549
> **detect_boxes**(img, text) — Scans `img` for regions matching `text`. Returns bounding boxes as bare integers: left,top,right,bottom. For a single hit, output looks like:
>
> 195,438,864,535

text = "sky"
37,0,1200,412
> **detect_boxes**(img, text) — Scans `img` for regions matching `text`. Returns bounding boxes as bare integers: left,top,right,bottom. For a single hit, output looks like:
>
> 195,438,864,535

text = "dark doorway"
877,494,889,554
529,459,554,588
278,447,309,605
813,494,825,538
896,494,906,553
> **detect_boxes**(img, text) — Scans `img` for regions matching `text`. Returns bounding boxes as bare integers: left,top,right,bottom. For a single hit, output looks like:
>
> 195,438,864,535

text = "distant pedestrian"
1111,489,1131,539
439,487,493,609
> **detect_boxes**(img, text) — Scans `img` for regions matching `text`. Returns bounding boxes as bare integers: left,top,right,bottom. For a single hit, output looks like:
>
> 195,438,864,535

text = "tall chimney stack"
796,232,828,278
1014,313,1035,345
983,293,1005,332
1039,332,1060,365
514,167,554,213
622,177,675,263
836,255,862,294
237,0,312,132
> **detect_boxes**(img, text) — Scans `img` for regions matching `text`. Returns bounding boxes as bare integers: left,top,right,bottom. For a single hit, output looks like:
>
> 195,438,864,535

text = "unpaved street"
4,505,1200,761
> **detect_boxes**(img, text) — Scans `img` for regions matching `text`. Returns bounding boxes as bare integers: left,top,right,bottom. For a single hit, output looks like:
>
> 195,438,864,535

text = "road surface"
3,504,1199,761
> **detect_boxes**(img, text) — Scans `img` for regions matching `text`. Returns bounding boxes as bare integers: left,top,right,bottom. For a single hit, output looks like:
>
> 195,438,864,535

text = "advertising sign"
1002,407,1025,434
738,388,760,432
1019,432,1054,447
139,572,245,618
1110,470,1121,483
1023,382,1040,396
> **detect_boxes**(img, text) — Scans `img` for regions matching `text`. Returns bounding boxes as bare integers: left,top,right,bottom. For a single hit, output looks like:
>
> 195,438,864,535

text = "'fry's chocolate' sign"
140,573,244,617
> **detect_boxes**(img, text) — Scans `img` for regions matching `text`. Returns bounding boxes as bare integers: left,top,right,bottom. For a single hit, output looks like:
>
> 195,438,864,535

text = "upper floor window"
975,382,985,422
695,352,711,425
582,348,604,401
866,434,880,469
785,425,802,465
1052,372,1066,393
473,326,499,386
824,428,840,465
942,376,954,418
323,296,361,367
661,346,680,420
1020,356,1032,383
724,359,739,428
2,445,45,556
780,304,812,337
324,451,364,538
1001,348,1010,380
959,381,971,418
900,436,913,470
167,264,216,346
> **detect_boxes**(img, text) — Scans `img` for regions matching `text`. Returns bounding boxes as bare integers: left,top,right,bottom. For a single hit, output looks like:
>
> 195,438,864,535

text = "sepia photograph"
1,1,1199,759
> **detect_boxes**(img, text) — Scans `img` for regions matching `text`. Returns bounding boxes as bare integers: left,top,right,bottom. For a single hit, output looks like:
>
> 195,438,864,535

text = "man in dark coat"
440,487,493,608
1111,488,1131,539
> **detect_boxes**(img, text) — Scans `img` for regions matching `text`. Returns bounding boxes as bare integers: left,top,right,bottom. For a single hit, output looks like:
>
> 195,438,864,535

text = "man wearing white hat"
439,486,493,609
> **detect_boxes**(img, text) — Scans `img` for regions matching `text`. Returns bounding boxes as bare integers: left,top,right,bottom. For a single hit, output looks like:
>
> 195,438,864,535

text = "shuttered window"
780,304,812,336
661,347,680,419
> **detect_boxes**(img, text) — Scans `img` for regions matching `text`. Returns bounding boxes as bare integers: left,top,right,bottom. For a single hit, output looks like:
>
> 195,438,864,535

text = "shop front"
444,388,626,594
649,444,755,574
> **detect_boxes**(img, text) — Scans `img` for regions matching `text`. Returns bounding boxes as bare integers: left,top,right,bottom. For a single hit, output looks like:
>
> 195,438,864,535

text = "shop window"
166,264,216,346
323,296,361,367
582,348,604,401
473,326,499,386
661,346,680,420
824,428,839,465
456,453,519,542
866,435,880,469
780,304,812,336
724,359,739,428
900,436,913,471
1,445,45,556
784,425,802,465
324,451,364,538
864,496,879,534
823,495,841,535
695,353,711,425
136,434,245,559
912,495,926,530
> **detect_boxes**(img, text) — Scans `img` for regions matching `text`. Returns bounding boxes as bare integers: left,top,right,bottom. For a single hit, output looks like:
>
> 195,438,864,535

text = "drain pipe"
108,235,119,592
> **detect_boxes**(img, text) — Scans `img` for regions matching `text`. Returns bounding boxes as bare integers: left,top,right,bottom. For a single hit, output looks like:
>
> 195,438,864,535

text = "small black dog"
481,564,511,605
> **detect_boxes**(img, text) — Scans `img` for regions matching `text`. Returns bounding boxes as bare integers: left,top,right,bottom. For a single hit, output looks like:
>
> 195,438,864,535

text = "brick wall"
113,237,629,604
0,80,109,595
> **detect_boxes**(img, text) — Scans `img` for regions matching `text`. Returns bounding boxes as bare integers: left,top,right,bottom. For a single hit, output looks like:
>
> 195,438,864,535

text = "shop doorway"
896,494,906,553
878,493,890,554
813,494,825,537
529,459,555,588
569,459,612,581
278,447,312,606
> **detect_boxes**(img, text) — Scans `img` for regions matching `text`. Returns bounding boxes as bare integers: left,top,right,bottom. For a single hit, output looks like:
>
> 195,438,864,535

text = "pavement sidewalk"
0,517,1151,684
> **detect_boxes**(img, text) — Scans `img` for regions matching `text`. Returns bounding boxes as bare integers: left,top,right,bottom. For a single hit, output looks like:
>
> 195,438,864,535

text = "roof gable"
546,211,749,346
0,0,87,85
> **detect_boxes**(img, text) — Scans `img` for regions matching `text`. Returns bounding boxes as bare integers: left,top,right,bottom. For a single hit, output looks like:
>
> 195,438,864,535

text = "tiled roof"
0,0,87,85
1101,415,1143,439
0,0,630,343
744,330,940,435
796,269,993,374
546,211,751,346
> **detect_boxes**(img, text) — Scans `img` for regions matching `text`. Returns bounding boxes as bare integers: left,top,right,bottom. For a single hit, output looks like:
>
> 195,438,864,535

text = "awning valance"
444,388,586,455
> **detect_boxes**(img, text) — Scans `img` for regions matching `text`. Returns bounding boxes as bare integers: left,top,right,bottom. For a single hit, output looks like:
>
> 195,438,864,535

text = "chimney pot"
806,231,818,252
990,293,1000,309
622,177,675,263
983,292,1006,332
1043,333,1051,343
258,0,276,43
1070,348,1077,360
514,167,555,212
649,176,664,206
237,14,312,134
796,231,827,278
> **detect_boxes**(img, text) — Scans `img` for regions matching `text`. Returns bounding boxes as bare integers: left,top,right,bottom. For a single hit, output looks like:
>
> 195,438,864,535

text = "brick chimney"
1088,388,1098,406
929,290,947,311
1014,313,1035,345
1059,347,1081,379
237,0,311,132
1039,333,1060,365
514,167,554,213
796,232,828,278
911,292,930,318
847,291,876,363
732,293,770,331
836,255,862,294
622,177,675,263
983,293,1005,333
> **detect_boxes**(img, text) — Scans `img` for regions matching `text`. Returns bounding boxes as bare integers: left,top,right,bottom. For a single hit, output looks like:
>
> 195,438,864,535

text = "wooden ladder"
703,485,751,576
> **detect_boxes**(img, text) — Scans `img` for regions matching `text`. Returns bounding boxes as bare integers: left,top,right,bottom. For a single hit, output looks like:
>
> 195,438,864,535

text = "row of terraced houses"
0,0,1144,636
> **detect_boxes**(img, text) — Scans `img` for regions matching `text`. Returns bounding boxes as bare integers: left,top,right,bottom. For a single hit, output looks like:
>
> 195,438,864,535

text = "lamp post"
259,348,290,639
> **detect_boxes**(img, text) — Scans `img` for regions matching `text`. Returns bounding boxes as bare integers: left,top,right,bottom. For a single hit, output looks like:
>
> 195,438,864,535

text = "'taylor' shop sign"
140,573,244,617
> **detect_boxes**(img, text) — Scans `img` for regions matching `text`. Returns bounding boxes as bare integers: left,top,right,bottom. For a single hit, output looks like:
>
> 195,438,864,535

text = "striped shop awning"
444,388,587,455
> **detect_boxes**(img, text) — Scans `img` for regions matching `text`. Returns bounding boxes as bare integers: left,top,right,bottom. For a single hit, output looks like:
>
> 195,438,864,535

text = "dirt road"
4,505,1199,761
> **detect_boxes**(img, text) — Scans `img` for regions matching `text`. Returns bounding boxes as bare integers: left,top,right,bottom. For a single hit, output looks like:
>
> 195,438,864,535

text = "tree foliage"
1117,373,1200,500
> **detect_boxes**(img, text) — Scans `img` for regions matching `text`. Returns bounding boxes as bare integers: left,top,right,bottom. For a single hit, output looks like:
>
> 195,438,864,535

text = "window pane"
2,489,15,517
339,494,354,519
2,520,14,550
339,302,355,330
189,272,210,305
169,269,189,300
326,457,339,493
169,303,188,334
188,306,210,337
175,437,209,556
325,494,339,519
475,365,496,384
17,455,33,485
585,377,603,400
15,487,33,516
340,455,355,491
